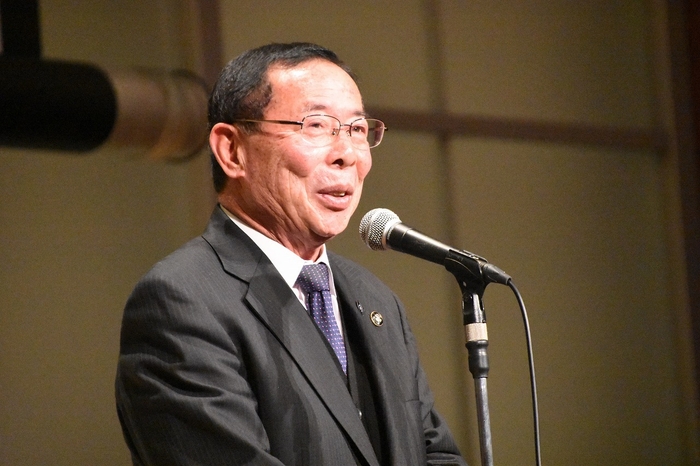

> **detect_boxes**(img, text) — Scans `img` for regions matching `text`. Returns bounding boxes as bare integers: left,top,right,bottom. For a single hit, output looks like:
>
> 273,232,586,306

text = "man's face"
235,59,373,258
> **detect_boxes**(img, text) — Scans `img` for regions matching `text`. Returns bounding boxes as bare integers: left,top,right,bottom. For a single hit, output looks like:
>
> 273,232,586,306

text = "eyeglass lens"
301,115,384,148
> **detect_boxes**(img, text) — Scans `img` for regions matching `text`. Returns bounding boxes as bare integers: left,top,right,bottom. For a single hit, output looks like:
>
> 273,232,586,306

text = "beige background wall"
1,1,697,465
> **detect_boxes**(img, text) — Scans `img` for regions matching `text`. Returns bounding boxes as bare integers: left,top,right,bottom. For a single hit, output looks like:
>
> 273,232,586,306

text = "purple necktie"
296,263,347,374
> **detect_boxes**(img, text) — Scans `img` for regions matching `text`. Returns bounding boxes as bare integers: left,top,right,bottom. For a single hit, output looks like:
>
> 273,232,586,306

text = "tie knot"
296,263,331,293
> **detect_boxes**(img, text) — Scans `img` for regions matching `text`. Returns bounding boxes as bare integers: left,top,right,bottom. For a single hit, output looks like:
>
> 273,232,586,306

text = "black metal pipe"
0,57,116,151
0,0,41,57
0,57,209,159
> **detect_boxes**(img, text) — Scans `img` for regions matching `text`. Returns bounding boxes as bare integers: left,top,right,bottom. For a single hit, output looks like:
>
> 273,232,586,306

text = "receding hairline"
263,58,358,88
262,59,364,114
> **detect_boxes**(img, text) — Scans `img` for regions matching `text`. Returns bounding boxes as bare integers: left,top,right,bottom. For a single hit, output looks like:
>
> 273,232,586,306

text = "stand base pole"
474,377,494,466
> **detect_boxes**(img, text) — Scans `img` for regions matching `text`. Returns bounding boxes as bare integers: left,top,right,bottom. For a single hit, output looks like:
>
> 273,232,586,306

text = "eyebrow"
302,103,367,118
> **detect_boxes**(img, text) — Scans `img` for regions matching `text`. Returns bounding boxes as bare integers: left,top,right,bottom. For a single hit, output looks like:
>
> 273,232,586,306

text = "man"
116,42,467,466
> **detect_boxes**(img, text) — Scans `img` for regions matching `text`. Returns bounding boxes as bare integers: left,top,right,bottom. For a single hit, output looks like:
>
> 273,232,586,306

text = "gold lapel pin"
370,311,384,327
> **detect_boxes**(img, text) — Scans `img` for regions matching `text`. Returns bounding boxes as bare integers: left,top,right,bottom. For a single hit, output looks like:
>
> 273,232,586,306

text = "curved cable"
508,280,542,466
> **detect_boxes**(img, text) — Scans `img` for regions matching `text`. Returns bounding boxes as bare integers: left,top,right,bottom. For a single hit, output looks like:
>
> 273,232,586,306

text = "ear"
209,122,246,179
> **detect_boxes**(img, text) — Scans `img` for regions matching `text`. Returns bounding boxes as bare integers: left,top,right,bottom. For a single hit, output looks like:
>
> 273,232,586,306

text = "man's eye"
304,121,330,134
351,124,368,135
304,118,332,130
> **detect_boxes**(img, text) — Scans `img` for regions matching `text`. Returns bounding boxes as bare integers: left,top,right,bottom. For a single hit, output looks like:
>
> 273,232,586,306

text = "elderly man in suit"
115,42,467,466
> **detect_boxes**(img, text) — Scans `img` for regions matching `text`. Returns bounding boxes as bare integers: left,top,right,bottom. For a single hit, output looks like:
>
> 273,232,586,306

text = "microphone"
359,208,511,286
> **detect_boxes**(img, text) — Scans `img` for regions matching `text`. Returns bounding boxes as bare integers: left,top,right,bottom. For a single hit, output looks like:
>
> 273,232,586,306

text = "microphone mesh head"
359,208,401,251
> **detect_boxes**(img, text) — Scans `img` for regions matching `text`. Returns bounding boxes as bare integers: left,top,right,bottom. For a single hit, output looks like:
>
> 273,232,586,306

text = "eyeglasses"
233,114,387,148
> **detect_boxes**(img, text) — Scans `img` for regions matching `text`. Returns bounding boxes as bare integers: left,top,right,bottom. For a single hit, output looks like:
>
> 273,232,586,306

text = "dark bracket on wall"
0,0,209,159
0,0,41,57
0,0,120,152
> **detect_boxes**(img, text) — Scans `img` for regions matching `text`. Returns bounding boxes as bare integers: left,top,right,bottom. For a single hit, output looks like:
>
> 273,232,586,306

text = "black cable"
507,280,542,466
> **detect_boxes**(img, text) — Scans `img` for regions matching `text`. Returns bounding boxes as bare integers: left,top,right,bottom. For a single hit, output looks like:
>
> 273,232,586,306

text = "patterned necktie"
296,263,347,374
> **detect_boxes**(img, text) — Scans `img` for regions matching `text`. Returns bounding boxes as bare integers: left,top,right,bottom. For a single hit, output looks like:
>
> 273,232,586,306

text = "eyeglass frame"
232,114,387,149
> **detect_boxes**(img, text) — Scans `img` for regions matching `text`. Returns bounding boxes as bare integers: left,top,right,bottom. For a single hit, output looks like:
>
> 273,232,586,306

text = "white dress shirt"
221,206,344,336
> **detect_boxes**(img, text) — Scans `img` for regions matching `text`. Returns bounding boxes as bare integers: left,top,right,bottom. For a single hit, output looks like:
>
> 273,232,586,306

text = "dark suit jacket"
115,207,466,465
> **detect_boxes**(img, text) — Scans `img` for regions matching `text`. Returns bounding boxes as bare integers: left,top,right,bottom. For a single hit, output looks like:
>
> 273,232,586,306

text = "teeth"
332,192,346,197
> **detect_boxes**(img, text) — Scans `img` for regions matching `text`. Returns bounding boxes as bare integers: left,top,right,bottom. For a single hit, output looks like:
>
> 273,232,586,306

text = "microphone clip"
444,249,511,294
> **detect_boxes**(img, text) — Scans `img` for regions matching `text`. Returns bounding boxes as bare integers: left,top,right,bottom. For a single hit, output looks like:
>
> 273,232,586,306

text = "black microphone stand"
445,254,494,466
462,282,493,466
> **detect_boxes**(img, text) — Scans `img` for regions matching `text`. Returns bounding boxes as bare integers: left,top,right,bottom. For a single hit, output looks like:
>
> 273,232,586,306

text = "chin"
316,219,351,240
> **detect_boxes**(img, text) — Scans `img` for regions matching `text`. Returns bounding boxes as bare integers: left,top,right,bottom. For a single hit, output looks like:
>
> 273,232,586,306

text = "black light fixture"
0,0,209,160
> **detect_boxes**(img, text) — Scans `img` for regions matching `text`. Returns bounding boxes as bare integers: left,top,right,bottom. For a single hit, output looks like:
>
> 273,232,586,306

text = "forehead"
265,59,364,115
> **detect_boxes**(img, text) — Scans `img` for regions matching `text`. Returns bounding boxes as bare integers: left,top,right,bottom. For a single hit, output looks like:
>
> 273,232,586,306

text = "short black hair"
208,42,356,193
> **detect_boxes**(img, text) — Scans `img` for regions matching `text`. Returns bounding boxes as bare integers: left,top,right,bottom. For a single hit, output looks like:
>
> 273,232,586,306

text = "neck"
218,199,324,261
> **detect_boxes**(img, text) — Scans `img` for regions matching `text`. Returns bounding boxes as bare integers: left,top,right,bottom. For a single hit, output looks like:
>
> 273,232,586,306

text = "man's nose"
330,128,360,166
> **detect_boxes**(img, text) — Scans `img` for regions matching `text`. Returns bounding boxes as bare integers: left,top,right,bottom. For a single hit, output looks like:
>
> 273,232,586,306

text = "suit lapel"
202,208,379,466
245,270,379,462
330,257,409,399
330,256,418,465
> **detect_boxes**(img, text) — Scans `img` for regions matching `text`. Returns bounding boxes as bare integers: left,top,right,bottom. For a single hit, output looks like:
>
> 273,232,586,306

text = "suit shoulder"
124,234,235,315
139,235,217,283
327,251,374,276
327,251,395,297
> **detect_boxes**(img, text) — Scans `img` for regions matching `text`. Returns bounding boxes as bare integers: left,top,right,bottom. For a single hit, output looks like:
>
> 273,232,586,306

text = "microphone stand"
462,284,493,466
445,255,493,466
